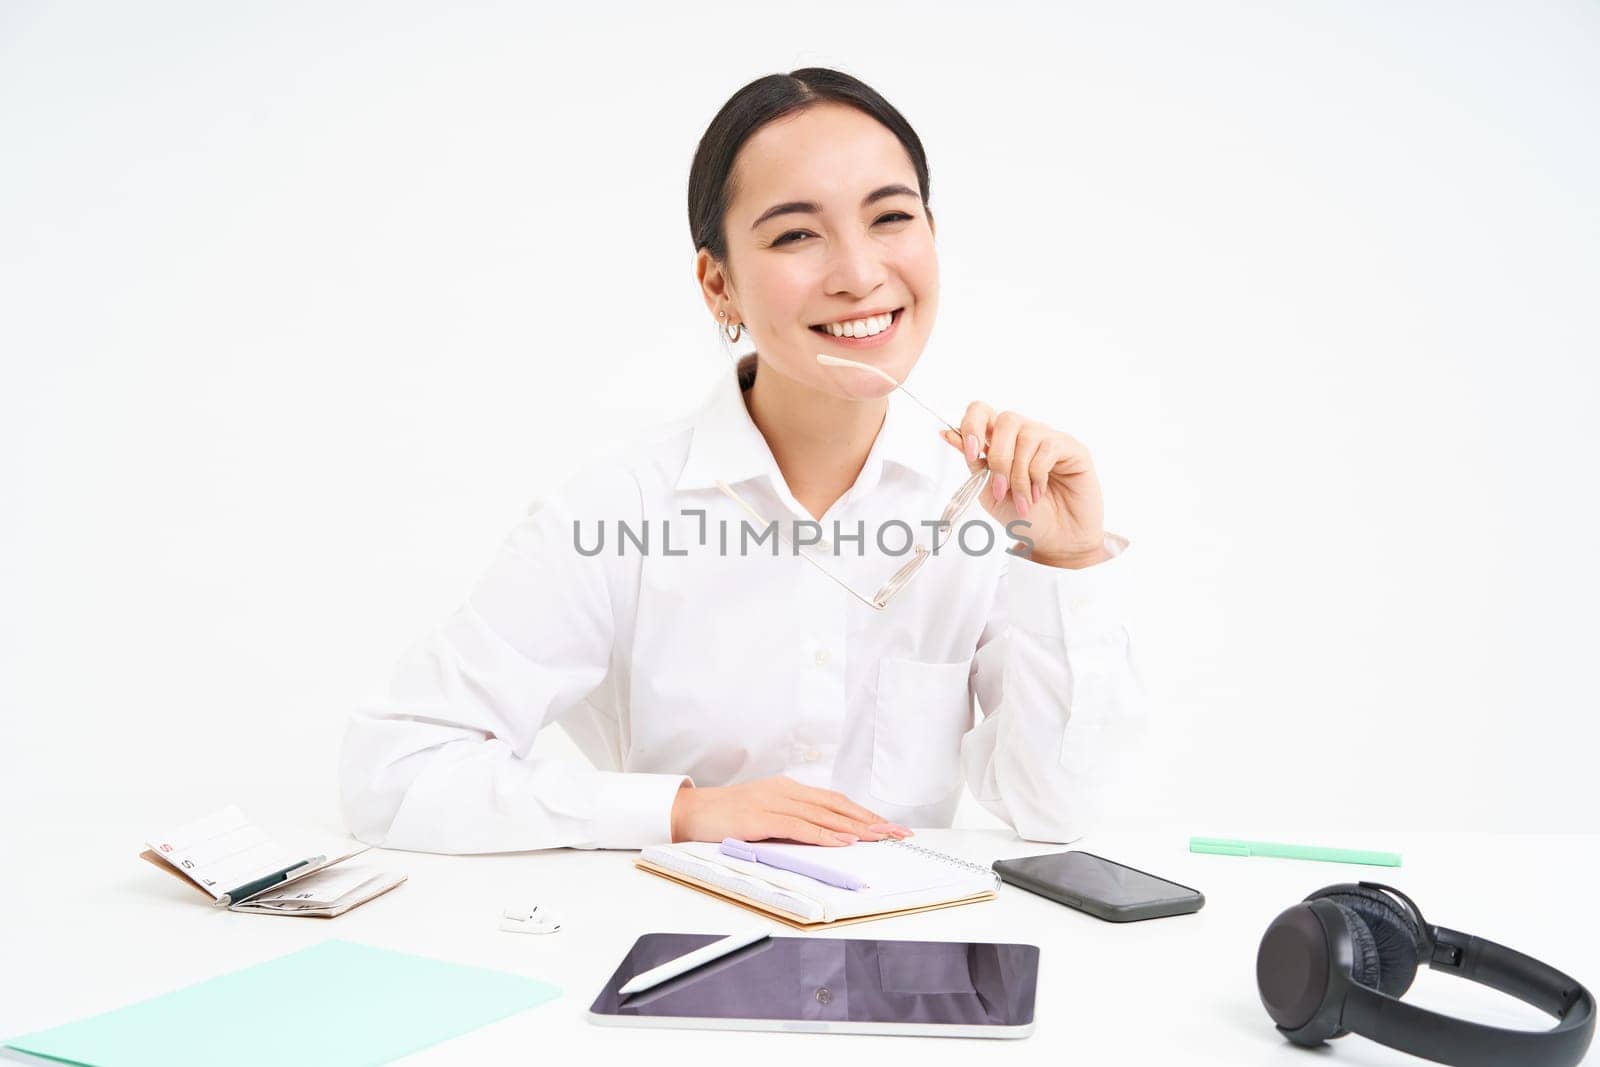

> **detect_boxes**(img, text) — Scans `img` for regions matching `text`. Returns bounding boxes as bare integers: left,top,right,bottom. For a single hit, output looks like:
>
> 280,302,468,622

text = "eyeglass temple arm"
899,387,960,437
891,382,995,466
713,481,885,611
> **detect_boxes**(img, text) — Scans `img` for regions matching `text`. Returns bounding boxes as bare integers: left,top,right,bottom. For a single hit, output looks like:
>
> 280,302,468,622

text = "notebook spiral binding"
886,838,1001,885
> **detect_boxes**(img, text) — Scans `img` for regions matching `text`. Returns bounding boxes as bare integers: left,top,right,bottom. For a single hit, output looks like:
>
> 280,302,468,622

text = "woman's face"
703,102,939,401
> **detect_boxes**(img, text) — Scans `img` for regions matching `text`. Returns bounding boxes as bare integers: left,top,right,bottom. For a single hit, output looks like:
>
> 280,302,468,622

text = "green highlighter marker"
1190,836,1402,867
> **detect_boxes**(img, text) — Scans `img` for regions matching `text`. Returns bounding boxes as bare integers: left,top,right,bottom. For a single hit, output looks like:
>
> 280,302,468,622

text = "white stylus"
617,929,773,996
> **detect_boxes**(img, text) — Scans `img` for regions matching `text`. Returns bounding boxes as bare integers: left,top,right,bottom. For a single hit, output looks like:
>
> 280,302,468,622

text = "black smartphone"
991,850,1204,922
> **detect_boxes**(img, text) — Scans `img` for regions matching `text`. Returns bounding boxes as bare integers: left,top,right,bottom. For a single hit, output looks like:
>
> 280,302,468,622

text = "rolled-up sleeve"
960,532,1146,842
338,469,690,854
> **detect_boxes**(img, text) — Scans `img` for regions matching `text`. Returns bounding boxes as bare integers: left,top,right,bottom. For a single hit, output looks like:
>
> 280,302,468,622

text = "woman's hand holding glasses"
940,402,1109,569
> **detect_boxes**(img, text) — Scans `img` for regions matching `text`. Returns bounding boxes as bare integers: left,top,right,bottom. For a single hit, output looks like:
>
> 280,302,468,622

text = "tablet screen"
589,933,1038,1036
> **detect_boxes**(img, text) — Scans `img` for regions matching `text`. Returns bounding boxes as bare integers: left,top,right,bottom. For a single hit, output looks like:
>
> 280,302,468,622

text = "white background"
3,0,1597,839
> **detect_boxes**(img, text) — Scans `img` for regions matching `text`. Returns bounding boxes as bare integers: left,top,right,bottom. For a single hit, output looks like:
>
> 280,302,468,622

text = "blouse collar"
674,355,949,495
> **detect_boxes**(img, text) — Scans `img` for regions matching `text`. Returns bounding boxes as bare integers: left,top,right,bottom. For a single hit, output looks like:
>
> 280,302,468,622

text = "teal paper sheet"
4,940,562,1067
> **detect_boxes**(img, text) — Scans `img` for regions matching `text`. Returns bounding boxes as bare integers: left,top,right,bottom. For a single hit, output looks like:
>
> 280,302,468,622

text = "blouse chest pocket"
869,656,974,808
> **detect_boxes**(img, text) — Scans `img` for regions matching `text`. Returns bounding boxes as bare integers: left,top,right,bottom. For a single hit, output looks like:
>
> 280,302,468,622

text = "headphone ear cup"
1309,886,1424,998
1258,899,1375,1046
1324,904,1382,1040
1336,903,1383,992
1258,902,1341,1041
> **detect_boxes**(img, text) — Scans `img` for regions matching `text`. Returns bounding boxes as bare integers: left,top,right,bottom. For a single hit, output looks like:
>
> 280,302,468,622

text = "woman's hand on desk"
669,777,913,846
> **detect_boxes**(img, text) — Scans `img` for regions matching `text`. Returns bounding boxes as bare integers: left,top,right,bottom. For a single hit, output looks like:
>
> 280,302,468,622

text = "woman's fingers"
1010,426,1045,517
951,411,1093,514
951,404,1040,513
1027,436,1060,505
793,783,886,827
785,782,912,838
783,800,886,841
768,814,854,846
958,401,995,468
986,410,1024,508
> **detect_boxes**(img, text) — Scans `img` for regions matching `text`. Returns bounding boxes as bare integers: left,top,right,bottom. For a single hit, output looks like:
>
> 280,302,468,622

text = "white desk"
3,805,1595,1067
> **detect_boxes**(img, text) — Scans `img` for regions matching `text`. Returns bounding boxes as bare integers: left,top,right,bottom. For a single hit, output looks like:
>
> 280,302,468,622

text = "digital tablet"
588,932,1039,1038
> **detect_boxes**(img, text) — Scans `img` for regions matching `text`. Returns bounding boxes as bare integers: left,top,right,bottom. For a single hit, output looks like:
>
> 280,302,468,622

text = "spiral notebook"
636,839,1001,930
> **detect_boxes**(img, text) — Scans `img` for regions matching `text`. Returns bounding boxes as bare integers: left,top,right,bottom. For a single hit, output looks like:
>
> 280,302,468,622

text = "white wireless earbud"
500,905,563,934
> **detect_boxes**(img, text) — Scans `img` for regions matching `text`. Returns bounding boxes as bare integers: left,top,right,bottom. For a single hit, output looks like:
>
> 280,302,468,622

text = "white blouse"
339,363,1145,852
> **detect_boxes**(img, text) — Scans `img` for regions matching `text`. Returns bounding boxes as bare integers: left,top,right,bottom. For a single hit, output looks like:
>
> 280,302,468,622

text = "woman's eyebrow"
750,183,918,230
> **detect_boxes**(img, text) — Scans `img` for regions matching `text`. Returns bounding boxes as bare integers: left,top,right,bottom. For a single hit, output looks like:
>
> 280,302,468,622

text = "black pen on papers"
213,856,325,907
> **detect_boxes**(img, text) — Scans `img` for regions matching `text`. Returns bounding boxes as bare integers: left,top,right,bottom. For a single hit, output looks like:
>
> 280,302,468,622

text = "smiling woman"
688,70,939,412
338,67,1143,857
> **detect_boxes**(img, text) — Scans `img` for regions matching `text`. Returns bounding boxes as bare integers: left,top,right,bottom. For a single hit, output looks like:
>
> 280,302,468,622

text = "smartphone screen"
1045,852,1194,906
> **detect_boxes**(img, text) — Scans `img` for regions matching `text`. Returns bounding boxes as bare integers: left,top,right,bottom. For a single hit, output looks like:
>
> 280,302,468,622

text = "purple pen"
720,838,869,891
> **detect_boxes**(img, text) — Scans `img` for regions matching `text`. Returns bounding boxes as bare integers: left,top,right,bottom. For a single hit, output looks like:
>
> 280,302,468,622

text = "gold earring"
720,310,743,344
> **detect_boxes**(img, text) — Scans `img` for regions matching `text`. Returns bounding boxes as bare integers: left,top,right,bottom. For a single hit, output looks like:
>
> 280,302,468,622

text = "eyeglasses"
714,355,990,612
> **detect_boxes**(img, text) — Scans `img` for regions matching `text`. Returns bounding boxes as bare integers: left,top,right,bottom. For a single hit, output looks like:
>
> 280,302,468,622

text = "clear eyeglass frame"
715,463,991,612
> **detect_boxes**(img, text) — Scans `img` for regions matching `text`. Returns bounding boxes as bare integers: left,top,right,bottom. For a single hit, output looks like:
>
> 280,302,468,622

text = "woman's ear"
695,247,738,320
694,247,722,312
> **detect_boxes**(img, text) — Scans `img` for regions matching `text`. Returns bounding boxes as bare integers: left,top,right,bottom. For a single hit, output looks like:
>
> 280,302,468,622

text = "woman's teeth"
816,311,895,338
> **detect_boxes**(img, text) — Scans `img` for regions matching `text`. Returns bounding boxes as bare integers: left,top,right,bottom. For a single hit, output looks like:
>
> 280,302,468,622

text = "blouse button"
804,749,820,762
814,649,830,666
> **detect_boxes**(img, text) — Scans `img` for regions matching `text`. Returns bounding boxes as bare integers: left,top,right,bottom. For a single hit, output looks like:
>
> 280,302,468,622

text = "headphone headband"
1341,924,1595,1067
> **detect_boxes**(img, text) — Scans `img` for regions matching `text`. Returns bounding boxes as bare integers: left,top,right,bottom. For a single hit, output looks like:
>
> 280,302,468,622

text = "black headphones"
1256,882,1594,1066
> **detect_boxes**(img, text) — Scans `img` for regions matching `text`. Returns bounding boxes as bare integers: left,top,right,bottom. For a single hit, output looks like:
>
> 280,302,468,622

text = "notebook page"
637,846,827,922
230,873,406,917
144,806,304,900
244,866,378,907
671,840,996,921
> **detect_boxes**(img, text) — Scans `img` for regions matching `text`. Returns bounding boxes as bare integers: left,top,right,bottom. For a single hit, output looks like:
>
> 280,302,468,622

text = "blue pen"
720,838,869,891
